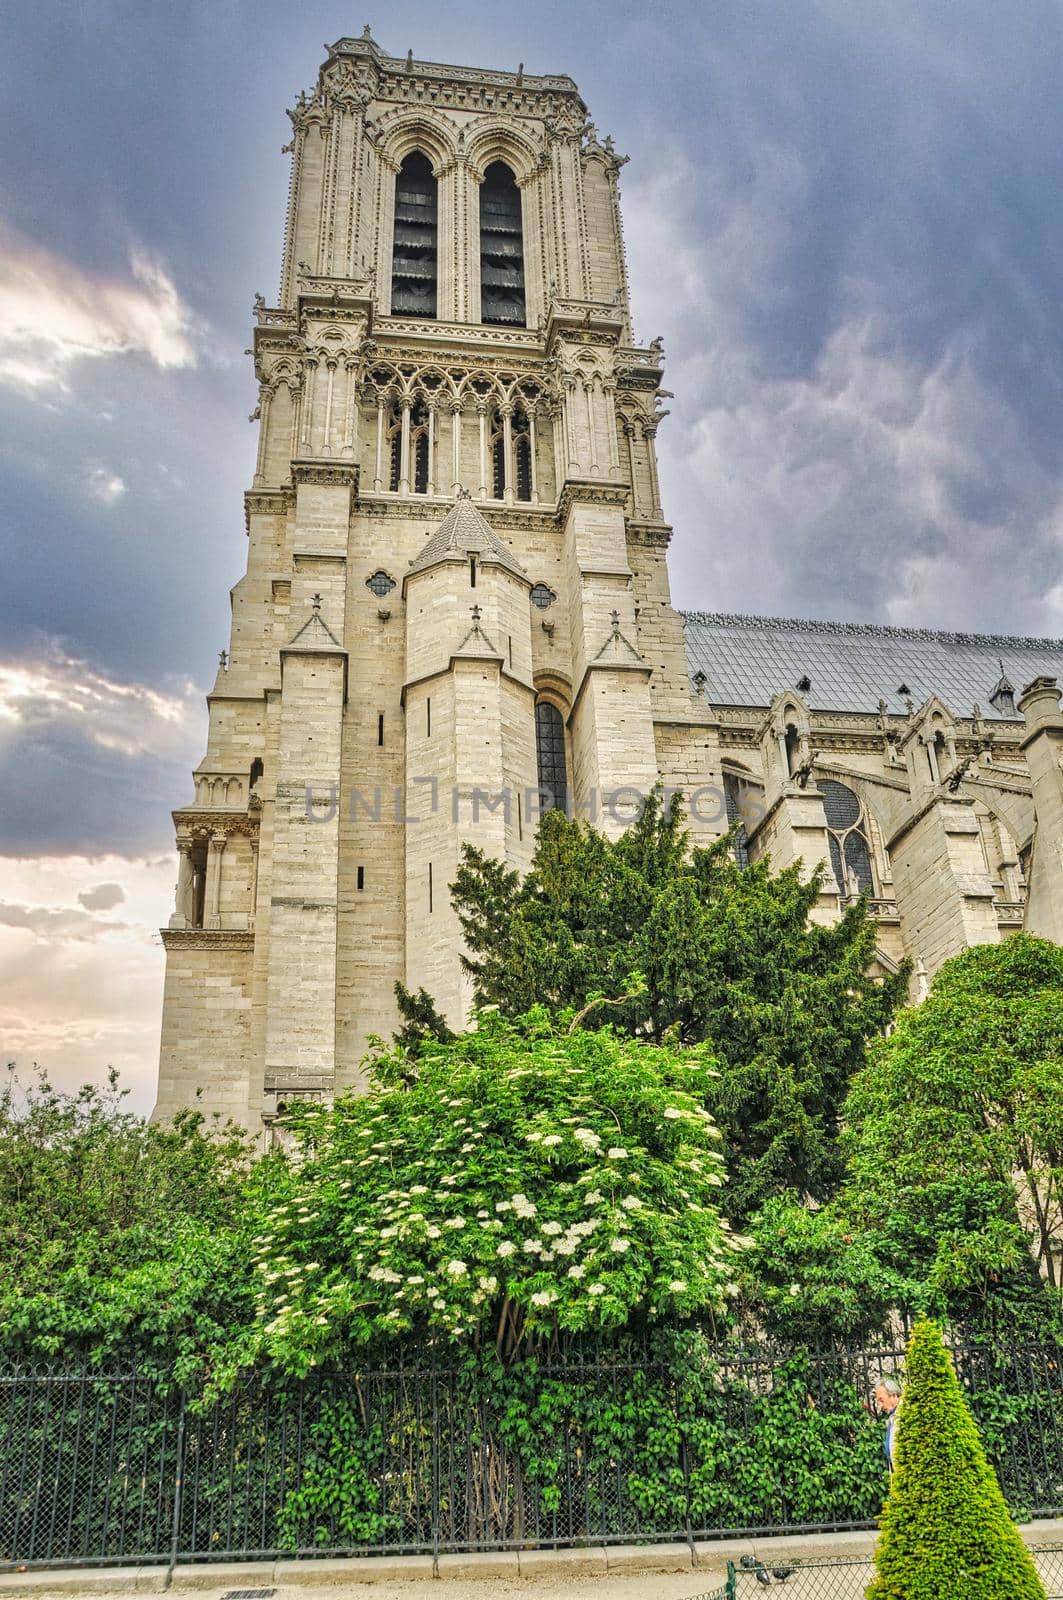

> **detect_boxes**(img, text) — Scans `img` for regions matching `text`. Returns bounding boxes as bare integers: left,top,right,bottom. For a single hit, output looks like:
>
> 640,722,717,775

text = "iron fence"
2,1335,1063,1570
705,1544,1063,1596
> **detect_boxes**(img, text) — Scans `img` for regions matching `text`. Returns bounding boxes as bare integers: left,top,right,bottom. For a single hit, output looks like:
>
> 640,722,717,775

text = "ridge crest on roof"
680,610,1063,652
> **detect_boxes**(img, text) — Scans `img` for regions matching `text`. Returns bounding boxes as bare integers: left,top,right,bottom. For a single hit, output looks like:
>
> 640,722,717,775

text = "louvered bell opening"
480,161,525,326
392,152,437,319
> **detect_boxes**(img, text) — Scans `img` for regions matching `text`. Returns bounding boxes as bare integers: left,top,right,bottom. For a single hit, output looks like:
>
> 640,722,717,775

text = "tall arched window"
820,779,874,899
480,162,526,326
535,701,567,815
392,152,437,319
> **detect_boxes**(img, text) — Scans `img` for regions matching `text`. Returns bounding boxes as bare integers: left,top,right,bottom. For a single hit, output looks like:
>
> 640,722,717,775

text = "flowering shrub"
248,1008,746,1372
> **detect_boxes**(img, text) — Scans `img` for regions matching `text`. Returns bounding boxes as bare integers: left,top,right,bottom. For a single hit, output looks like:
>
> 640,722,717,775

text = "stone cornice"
546,300,625,350
160,928,255,951
374,315,543,353
356,493,559,528
245,489,295,532
291,460,360,489
557,479,630,523
626,520,673,547
173,810,261,837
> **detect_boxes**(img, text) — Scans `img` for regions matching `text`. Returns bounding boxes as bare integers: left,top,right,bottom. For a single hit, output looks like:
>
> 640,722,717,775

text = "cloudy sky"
3,0,1063,1109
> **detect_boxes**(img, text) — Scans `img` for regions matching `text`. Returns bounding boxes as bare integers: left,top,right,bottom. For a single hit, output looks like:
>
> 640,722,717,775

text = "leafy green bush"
247,1009,746,1373
0,1066,270,1383
867,1319,1046,1600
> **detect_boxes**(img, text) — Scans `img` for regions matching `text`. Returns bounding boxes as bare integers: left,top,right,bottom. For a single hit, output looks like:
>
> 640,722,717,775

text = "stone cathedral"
155,34,1063,1129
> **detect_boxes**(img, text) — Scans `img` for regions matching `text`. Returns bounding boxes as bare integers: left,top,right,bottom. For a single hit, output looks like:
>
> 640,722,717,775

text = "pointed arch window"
535,700,567,816
392,152,437,319
480,161,526,326
820,779,874,899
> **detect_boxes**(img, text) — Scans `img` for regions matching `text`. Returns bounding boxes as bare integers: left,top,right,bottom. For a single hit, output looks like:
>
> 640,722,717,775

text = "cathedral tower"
155,34,704,1127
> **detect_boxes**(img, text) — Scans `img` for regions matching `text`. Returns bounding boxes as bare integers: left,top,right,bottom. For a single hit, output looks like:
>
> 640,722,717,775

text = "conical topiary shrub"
866,1319,1045,1599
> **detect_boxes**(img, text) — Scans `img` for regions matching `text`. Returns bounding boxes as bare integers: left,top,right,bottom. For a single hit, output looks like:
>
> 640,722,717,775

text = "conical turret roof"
406,491,528,582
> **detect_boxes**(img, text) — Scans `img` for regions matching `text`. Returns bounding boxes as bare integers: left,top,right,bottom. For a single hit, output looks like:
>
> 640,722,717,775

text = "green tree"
867,1319,1046,1600
750,939,1063,1339
0,1065,268,1382
450,795,905,1218
845,936,1063,1300
247,1009,746,1374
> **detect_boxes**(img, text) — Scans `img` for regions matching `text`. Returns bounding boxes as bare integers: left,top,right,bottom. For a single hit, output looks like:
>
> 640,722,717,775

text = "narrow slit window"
357,865,365,891
479,162,526,326
391,152,437,319
378,712,385,747
427,697,431,737
428,862,434,913
470,556,477,588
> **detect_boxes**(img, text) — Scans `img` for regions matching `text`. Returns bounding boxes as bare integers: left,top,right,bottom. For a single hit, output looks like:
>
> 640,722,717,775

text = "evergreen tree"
450,794,906,1219
867,1319,1046,1599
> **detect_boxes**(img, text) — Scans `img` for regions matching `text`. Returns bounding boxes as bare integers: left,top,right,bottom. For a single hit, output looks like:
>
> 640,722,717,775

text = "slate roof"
407,492,527,581
682,611,1063,722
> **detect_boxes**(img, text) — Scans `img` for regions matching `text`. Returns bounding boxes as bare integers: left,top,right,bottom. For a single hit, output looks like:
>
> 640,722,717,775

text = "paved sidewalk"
1,1522,1061,1600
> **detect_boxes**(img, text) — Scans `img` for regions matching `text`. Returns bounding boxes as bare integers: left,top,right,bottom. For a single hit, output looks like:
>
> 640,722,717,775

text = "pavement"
0,1520,1061,1600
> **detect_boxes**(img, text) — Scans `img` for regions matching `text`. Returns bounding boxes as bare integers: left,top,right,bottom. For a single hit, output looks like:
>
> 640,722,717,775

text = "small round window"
366,570,396,598
530,583,556,610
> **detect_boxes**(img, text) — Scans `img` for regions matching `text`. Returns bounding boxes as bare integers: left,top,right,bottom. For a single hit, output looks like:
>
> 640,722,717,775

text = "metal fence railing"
699,1544,1063,1596
2,1334,1063,1570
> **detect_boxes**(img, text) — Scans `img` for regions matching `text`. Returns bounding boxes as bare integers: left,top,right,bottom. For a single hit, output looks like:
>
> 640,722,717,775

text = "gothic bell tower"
155,31,704,1129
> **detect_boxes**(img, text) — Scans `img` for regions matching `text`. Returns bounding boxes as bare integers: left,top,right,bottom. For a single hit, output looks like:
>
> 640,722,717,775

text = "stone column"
374,394,386,491
300,356,318,450
450,401,463,492
427,402,437,496
248,835,260,929
528,406,540,503
321,357,337,455
643,420,662,517
169,837,195,928
502,404,515,505
477,402,488,500
624,419,640,514
603,380,620,480
252,383,273,487
205,833,227,929
399,398,411,495
342,362,359,458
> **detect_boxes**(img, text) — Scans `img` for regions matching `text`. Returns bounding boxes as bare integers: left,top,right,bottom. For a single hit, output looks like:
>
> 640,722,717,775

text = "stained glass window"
820,778,874,897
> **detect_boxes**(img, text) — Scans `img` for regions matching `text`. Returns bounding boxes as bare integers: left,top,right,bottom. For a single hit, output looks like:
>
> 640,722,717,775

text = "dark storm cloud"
2,0,1063,875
